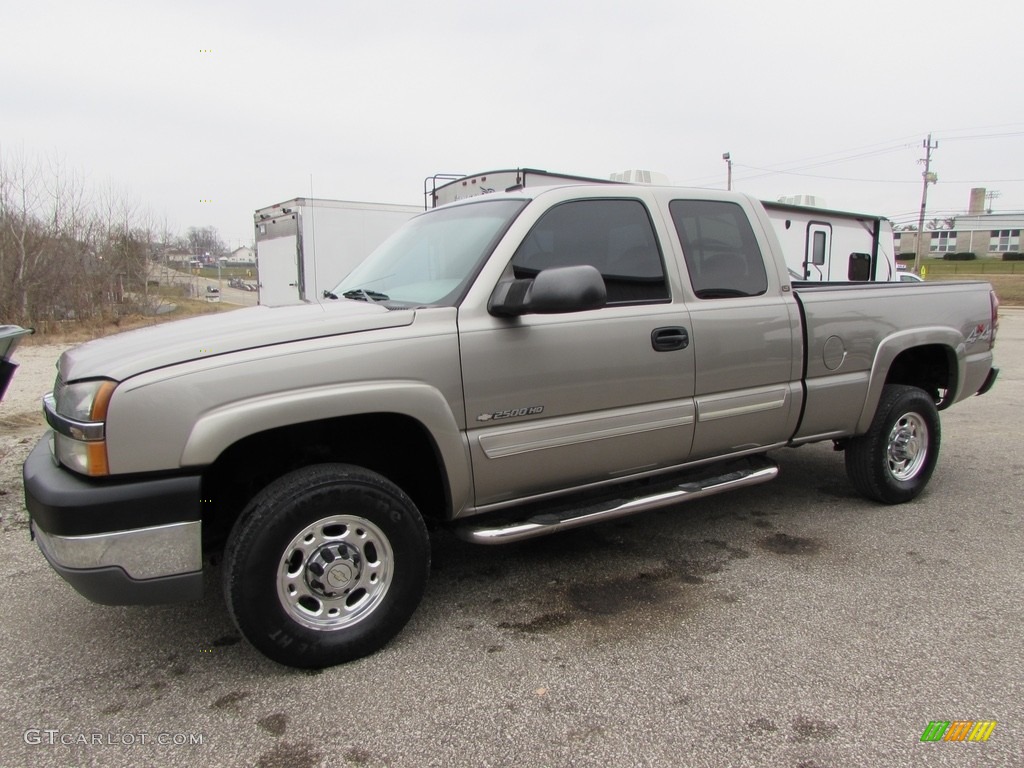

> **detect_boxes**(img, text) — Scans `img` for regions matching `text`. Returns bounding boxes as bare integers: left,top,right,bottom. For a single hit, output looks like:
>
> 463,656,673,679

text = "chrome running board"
456,457,778,545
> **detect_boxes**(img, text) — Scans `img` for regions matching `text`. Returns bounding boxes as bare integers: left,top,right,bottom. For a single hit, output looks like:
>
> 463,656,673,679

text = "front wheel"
223,464,430,668
845,385,941,504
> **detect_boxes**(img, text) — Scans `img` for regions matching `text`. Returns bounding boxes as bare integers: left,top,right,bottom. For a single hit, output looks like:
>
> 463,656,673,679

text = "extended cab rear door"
665,194,803,459
458,193,697,508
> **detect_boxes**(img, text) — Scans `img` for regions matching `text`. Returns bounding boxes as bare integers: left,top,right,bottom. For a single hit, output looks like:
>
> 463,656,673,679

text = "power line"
938,131,1024,142
698,143,913,186
732,165,1024,184
677,135,920,186
734,164,915,183
679,123,1024,188
931,121,1024,134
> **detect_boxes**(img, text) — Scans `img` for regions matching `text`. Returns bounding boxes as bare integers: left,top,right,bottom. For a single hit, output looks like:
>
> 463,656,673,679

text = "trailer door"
255,211,303,306
256,236,302,305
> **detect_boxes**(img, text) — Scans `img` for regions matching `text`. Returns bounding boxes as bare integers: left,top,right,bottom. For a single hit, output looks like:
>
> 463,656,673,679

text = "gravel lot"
0,315,1020,768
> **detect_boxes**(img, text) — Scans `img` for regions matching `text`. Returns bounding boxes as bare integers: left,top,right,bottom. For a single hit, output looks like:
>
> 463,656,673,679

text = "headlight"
55,380,115,425
44,379,117,476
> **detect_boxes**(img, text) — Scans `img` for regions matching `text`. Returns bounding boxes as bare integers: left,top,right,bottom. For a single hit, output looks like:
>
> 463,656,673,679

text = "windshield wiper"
342,288,390,303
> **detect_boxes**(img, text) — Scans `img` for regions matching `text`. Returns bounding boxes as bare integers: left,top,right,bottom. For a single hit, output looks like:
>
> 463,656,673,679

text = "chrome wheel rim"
276,515,394,631
886,412,928,482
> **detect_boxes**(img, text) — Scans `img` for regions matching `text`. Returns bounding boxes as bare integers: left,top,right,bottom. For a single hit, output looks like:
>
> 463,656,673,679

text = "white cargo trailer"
254,198,421,306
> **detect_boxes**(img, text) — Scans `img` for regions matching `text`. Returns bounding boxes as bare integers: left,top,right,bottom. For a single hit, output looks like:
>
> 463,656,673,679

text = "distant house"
164,248,193,266
220,246,256,265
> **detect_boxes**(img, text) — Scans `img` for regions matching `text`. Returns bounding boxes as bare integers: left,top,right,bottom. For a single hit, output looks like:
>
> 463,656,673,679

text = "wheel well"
885,344,957,407
200,413,450,551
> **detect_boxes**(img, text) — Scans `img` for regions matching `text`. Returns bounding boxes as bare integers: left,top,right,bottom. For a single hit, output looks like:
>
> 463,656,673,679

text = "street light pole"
722,152,733,191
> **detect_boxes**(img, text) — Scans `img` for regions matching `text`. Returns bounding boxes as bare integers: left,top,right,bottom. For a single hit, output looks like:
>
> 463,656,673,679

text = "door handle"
651,326,689,351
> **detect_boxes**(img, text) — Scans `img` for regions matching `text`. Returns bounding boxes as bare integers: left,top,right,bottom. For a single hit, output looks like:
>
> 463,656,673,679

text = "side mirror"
488,264,607,317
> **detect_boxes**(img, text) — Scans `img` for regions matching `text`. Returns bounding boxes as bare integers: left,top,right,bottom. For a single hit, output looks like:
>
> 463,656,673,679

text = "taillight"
991,290,999,347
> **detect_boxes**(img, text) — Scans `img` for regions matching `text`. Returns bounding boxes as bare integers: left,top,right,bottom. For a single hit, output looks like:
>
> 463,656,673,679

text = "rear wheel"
845,385,941,504
224,463,430,668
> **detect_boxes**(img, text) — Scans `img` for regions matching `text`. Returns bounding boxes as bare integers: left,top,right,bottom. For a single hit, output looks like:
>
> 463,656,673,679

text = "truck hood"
59,301,414,383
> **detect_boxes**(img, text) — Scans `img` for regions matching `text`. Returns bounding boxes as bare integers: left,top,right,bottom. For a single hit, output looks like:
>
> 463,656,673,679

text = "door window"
511,199,669,304
811,231,827,265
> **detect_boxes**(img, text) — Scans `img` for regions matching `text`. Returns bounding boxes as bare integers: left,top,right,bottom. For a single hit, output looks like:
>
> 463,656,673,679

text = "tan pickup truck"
24,184,998,668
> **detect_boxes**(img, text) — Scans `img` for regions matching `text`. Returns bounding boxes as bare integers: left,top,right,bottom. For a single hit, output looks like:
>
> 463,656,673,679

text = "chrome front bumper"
23,435,204,605
31,520,204,605
33,518,202,579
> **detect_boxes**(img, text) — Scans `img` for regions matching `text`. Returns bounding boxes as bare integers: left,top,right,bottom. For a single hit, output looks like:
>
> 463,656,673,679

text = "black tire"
845,384,941,504
223,463,430,668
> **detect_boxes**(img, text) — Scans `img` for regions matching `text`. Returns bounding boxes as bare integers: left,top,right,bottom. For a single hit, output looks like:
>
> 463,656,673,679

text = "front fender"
181,381,473,512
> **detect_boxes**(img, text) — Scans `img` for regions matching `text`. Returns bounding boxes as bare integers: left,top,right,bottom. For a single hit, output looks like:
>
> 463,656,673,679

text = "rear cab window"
669,200,768,299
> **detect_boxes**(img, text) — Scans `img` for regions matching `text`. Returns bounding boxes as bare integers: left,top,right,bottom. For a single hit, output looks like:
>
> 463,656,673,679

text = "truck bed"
791,279,996,444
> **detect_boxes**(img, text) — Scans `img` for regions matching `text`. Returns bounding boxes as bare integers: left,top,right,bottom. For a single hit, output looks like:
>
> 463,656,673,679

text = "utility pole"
913,134,939,275
722,152,732,191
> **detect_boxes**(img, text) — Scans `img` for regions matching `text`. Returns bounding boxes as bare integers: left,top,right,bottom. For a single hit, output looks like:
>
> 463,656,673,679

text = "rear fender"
856,328,961,434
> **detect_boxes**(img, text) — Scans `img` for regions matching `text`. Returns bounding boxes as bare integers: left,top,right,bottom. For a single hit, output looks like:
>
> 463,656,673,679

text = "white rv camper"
762,200,897,283
425,169,615,209
254,198,421,306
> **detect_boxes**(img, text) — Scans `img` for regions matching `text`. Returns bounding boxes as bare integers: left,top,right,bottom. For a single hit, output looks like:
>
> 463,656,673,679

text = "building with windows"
220,246,255,265
894,188,1022,258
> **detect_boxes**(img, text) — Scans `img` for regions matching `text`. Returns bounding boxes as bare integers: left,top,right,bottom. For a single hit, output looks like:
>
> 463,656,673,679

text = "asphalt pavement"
1,313,1021,768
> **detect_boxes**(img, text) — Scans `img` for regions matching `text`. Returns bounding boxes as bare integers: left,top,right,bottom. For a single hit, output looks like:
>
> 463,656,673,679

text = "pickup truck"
23,184,999,669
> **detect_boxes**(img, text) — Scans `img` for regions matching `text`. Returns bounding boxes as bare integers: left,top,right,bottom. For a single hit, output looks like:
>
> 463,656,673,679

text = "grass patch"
925,273,1024,306
920,258,1024,276
195,266,256,280
900,258,1022,305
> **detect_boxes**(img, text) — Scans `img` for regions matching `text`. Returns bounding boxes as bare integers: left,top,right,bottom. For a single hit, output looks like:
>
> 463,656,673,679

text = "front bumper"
23,435,204,605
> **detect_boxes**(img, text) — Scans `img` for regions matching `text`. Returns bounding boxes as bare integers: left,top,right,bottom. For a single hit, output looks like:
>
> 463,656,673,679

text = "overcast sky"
3,0,1022,248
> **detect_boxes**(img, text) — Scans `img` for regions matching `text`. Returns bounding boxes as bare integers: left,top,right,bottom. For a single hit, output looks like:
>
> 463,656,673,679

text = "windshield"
332,199,528,306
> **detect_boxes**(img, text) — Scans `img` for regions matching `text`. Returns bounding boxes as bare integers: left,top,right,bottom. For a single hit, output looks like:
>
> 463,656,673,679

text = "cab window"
511,199,669,304
670,200,768,299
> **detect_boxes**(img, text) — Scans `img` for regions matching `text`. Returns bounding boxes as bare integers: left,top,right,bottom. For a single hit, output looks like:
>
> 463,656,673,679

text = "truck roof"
428,168,891,222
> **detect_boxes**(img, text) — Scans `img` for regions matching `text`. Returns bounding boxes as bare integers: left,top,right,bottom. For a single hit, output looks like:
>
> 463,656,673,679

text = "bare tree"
0,150,157,328
924,217,956,231
186,225,225,260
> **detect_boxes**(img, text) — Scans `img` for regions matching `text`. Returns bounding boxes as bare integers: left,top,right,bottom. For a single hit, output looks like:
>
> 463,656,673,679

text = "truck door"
459,198,696,508
804,222,832,281
255,212,303,306
669,199,802,460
